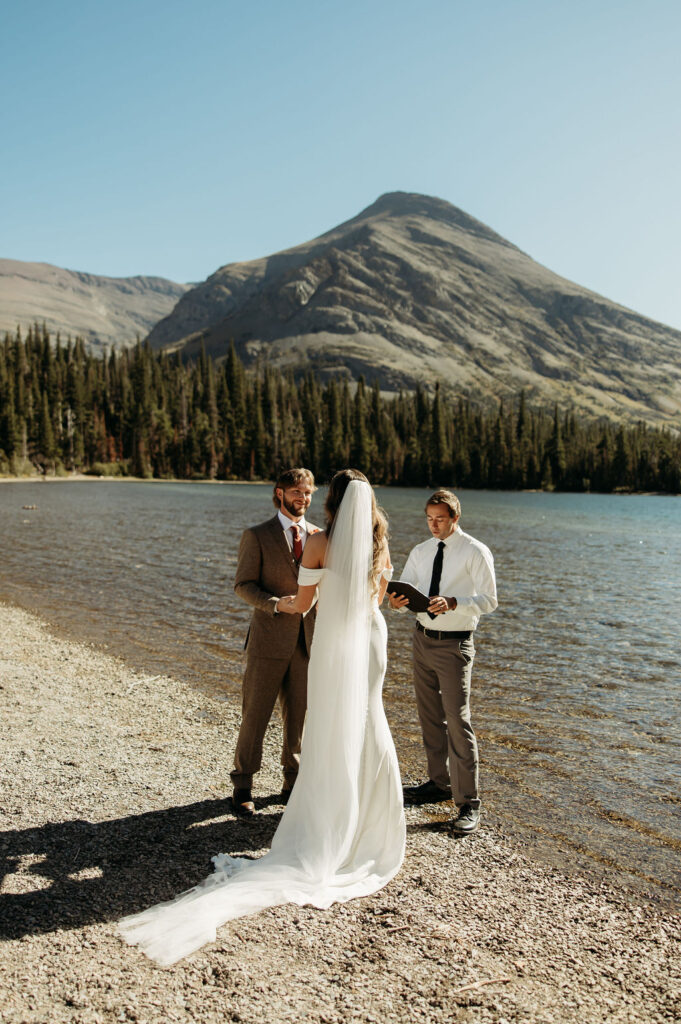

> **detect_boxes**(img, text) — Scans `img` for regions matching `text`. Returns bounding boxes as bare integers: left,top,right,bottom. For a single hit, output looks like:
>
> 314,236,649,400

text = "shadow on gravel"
0,797,283,939
407,819,472,839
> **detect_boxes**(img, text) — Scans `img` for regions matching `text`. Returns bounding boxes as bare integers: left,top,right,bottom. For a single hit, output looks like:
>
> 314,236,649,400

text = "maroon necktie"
290,524,303,561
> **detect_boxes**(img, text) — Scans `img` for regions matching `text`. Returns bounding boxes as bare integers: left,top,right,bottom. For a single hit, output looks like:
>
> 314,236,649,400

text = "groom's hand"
388,592,409,610
276,595,298,614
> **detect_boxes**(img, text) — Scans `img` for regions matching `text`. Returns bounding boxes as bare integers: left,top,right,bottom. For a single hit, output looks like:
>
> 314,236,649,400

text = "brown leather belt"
416,621,472,641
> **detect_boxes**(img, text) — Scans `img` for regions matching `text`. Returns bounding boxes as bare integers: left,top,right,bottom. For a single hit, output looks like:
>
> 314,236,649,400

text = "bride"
119,469,406,965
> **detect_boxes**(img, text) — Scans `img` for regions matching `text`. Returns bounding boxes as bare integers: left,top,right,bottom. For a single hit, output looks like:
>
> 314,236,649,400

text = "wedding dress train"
119,481,406,965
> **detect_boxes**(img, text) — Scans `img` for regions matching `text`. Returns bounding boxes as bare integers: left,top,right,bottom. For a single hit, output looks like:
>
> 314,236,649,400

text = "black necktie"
427,541,445,620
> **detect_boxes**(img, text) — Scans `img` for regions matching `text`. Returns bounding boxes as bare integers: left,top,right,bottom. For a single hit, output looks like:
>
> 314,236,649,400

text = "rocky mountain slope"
0,259,189,352
148,192,681,426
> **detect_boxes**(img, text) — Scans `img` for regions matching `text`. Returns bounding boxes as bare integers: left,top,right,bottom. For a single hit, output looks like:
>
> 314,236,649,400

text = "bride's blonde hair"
324,469,388,585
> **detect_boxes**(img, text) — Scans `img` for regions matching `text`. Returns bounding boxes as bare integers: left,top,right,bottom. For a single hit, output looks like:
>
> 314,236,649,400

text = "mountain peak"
345,191,516,248
360,190,465,218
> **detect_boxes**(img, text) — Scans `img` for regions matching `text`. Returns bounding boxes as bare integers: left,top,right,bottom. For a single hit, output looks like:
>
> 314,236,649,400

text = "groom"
231,467,319,817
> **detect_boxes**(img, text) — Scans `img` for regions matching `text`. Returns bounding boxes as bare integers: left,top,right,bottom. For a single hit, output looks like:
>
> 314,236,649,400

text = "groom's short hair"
425,489,461,519
273,468,316,507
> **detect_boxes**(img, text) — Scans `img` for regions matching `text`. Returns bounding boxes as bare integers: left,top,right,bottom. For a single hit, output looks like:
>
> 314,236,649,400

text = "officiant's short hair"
425,489,461,519
273,468,316,506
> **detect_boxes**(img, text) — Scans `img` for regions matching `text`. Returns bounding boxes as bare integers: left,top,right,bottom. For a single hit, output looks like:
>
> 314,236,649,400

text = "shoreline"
0,473,676,498
0,473,272,486
1,602,679,1023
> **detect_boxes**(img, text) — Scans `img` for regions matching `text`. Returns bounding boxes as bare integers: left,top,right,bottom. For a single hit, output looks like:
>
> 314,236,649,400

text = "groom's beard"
281,496,307,519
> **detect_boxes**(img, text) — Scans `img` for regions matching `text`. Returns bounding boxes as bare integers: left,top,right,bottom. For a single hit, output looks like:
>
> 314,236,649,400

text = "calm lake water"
1,480,679,906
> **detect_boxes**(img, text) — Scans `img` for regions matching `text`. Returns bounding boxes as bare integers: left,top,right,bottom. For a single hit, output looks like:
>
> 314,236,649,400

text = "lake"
1,480,679,906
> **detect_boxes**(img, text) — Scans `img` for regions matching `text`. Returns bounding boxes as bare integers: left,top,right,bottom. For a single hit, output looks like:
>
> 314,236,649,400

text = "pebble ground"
1,603,679,1024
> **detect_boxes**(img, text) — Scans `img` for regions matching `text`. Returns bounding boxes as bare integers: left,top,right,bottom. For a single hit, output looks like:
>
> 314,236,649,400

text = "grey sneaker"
451,803,480,835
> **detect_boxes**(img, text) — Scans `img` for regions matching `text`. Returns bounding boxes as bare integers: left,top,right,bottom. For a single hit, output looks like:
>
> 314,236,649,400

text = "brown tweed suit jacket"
234,515,318,659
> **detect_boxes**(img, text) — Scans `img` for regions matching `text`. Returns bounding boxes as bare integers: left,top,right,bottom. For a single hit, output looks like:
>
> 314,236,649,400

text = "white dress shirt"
278,510,309,552
399,526,498,632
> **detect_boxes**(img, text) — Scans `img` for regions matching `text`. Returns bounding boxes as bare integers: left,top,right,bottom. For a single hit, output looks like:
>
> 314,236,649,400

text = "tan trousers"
412,628,480,807
230,633,309,791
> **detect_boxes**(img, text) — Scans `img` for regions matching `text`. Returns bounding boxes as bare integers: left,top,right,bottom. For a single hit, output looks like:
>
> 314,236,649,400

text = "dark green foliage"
0,326,679,493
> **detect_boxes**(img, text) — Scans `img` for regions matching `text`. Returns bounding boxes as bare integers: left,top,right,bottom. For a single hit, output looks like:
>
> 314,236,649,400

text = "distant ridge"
0,259,189,351
147,191,681,427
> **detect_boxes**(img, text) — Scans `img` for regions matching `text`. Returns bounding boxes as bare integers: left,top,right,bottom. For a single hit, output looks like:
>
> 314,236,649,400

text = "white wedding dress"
119,481,406,965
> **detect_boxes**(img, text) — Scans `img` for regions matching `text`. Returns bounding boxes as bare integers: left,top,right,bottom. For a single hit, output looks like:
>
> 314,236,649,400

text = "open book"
387,581,431,614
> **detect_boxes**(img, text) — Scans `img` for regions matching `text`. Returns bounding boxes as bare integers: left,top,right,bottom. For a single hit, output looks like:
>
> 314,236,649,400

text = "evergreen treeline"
1,325,679,493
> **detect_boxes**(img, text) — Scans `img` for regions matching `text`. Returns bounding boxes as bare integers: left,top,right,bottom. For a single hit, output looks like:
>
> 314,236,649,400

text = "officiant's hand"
276,596,298,614
388,591,409,609
427,596,449,615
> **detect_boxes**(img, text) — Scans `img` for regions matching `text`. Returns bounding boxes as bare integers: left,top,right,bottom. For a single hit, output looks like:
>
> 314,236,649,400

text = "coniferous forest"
1,325,679,492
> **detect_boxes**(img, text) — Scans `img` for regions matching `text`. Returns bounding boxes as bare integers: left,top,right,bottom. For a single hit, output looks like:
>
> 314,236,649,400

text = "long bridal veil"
119,480,405,965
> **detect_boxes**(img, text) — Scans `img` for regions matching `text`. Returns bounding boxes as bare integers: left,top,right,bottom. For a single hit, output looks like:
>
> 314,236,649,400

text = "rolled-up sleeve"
456,547,498,618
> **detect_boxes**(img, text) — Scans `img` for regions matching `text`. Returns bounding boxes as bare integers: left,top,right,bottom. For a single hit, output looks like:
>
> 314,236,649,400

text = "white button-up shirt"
278,510,309,552
399,526,498,632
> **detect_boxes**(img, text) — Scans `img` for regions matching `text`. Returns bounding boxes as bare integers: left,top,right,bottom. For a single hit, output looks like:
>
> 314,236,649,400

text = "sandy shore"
1,603,679,1024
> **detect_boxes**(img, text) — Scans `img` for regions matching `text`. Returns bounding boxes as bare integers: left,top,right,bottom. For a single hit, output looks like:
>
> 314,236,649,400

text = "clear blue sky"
3,0,680,329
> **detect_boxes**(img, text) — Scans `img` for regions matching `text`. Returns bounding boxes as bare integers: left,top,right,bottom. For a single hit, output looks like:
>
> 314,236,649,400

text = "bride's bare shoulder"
302,530,327,568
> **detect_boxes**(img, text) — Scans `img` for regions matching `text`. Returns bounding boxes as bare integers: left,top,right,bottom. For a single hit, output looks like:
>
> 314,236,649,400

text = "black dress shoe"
451,803,480,835
403,780,452,805
232,788,255,818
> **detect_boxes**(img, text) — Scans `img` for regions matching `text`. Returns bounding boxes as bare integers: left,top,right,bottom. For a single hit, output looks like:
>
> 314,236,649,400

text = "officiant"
388,489,497,836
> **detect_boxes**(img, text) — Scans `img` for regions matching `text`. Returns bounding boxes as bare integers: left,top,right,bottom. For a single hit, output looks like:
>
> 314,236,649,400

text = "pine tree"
37,391,57,472
612,425,633,489
431,383,449,481
350,377,371,470
546,404,566,488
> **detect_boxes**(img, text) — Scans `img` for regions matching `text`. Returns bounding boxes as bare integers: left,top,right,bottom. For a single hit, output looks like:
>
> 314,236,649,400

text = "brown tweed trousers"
230,515,318,791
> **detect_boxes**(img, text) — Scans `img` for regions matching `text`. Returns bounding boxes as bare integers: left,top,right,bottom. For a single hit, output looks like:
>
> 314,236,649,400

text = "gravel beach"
1,602,679,1024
